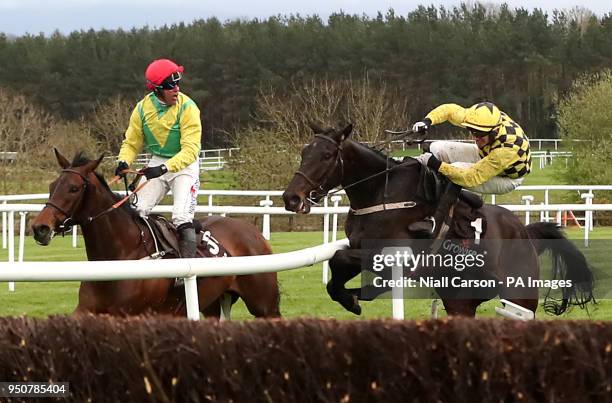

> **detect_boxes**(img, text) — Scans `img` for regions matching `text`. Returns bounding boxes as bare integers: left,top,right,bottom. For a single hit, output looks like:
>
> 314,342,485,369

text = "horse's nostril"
282,192,302,211
33,225,50,238
289,195,301,208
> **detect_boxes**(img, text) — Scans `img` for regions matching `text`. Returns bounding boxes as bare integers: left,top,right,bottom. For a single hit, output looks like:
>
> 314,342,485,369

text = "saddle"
418,167,487,241
140,214,230,259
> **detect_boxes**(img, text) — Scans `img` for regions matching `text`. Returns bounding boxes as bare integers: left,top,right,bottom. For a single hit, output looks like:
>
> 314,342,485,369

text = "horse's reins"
46,168,150,231
87,175,149,222
298,130,423,203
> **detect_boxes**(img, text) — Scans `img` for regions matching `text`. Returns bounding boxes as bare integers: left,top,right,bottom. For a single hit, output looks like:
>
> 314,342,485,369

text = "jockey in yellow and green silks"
115,58,202,259
410,101,531,236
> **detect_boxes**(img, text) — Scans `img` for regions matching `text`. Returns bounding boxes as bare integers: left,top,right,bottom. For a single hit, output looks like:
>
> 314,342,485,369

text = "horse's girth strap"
349,201,417,216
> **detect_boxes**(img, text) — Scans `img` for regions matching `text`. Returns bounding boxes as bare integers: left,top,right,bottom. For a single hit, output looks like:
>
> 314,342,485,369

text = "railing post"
2,200,6,249
544,189,550,222
184,275,200,320
382,247,408,320
581,192,594,247
259,199,274,240
490,194,496,205
208,194,213,216
72,225,78,248
587,190,594,231
331,195,342,242
8,211,14,292
322,197,330,284
521,195,534,225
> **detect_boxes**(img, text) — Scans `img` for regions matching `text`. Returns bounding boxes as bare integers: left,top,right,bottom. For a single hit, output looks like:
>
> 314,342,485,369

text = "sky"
1,0,611,37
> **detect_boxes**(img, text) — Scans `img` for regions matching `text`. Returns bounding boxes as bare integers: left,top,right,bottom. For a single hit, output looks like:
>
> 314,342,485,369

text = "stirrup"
408,217,436,235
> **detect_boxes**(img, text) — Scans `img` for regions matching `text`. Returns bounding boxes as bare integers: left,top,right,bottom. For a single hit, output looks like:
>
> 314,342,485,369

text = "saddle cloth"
144,214,230,258
419,167,488,242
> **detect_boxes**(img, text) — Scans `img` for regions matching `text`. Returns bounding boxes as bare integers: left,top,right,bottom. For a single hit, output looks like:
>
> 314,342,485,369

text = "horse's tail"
526,222,595,315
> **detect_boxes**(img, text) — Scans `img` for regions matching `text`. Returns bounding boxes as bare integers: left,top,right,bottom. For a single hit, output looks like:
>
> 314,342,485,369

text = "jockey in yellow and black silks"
409,101,531,236
115,58,202,260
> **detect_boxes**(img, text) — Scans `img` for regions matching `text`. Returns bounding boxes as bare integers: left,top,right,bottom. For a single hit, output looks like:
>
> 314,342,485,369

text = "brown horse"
31,149,280,318
283,124,594,317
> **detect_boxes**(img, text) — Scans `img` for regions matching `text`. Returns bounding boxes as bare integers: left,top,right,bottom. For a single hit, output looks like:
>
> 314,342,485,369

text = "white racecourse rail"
1,192,611,320
0,238,349,320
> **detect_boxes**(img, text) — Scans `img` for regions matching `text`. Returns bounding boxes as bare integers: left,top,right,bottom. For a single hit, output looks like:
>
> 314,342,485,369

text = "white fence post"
259,199,274,240
322,197,330,284
331,195,342,243
184,275,200,320
208,194,213,216
382,246,408,320
12,212,28,293
72,225,78,248
2,201,6,249
521,195,534,225
581,192,594,247
544,189,550,222
8,211,14,292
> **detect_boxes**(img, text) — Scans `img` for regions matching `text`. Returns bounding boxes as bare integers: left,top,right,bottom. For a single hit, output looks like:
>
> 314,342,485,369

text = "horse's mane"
351,139,401,167
70,152,140,218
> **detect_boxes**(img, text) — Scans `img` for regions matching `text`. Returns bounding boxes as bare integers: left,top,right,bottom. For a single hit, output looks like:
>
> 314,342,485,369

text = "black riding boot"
174,223,197,287
178,223,197,258
409,182,462,238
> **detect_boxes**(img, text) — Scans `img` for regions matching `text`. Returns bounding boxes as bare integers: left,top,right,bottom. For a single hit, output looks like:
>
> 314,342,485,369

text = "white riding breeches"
134,155,200,227
429,141,523,195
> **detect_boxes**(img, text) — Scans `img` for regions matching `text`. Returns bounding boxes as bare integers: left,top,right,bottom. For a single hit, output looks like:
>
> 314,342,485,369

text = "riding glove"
141,164,168,180
412,118,432,133
114,160,129,178
413,153,442,171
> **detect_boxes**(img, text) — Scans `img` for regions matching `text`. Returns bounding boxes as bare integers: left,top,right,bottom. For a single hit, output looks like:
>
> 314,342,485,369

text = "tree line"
0,3,611,147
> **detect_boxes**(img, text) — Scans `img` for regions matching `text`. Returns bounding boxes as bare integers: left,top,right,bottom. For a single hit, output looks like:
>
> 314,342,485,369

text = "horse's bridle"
44,168,91,233
294,133,345,204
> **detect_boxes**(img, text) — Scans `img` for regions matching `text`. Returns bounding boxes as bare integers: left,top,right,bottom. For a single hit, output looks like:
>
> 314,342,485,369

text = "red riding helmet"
145,59,184,90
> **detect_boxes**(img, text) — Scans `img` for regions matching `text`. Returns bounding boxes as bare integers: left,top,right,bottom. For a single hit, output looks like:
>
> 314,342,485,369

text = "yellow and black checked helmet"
462,102,502,133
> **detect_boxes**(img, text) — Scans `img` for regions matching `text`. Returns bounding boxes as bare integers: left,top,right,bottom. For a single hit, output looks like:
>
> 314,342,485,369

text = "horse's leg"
196,276,235,317
201,299,221,318
327,249,363,315
233,273,281,318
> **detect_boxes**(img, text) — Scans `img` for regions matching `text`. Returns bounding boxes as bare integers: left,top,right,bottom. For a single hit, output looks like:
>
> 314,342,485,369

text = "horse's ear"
340,124,353,141
308,122,325,134
85,154,106,172
54,148,70,169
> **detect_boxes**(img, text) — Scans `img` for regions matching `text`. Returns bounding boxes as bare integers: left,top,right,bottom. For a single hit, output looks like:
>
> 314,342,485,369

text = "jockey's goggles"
468,127,492,138
159,72,182,90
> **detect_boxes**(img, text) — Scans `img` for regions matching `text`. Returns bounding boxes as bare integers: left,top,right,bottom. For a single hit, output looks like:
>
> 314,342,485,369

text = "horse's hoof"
346,295,362,315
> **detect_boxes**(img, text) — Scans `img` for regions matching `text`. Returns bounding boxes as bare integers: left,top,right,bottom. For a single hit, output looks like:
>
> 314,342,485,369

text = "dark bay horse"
31,149,280,318
283,124,594,317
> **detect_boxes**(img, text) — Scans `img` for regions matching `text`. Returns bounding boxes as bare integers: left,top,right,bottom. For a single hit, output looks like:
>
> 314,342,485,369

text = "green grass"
1,229,610,320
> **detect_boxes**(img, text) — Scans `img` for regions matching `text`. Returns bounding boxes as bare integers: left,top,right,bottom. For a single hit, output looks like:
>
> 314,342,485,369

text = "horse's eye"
69,185,80,193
